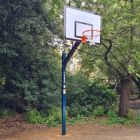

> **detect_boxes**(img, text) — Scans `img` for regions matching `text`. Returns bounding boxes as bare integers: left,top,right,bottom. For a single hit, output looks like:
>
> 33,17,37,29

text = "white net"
87,37,95,46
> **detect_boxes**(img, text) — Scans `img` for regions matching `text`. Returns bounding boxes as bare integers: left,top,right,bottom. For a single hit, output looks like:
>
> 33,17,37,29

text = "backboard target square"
75,21,93,38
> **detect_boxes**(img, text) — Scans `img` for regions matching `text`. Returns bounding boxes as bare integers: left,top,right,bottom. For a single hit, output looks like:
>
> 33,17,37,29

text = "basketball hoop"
81,30,100,45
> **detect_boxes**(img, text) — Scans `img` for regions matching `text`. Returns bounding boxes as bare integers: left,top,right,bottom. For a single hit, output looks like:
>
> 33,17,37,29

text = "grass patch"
25,108,61,127
68,109,140,127
107,110,130,125
68,115,85,125
106,110,140,125
107,117,130,125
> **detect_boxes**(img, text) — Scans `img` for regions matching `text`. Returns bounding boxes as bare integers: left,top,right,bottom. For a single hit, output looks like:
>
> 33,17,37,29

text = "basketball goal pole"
62,41,81,135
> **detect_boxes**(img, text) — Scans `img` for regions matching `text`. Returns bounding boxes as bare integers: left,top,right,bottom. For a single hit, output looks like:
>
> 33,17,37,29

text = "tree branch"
102,40,124,77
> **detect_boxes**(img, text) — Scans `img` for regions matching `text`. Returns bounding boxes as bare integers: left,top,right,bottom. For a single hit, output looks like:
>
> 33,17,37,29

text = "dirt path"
0,115,140,140
1,124,140,140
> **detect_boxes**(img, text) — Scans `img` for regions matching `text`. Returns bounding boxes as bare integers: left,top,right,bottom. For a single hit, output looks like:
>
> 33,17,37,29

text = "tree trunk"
118,76,132,117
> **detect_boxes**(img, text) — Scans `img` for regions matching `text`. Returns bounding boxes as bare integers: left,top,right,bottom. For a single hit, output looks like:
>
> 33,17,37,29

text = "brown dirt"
0,115,140,140
0,115,48,138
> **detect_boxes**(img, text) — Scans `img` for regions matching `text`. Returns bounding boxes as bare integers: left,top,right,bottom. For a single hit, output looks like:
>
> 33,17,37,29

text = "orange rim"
81,36,87,44
81,29,100,43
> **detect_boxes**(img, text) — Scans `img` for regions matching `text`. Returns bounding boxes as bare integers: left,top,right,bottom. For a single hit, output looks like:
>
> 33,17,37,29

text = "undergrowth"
25,107,140,127
0,108,15,118
25,108,61,127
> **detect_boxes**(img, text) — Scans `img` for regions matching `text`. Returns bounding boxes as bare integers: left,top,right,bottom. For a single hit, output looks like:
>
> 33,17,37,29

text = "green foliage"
108,117,130,125
68,74,117,117
68,115,84,126
127,109,137,120
136,116,140,124
87,80,117,111
69,103,89,117
107,110,130,124
108,110,117,119
126,110,140,124
46,107,61,127
0,0,61,112
0,108,15,118
107,110,130,125
93,106,105,117
107,109,140,125
25,108,61,127
25,109,47,124
79,0,140,97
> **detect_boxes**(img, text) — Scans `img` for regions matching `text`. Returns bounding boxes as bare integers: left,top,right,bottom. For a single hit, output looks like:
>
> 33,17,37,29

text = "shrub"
107,110,117,118
136,116,140,124
127,109,137,120
69,103,90,117
0,108,15,118
46,107,61,127
68,103,81,117
107,110,130,125
68,115,84,125
25,109,47,124
93,106,105,117
67,78,117,117
87,81,117,112
126,110,140,124
107,117,130,125
25,107,61,127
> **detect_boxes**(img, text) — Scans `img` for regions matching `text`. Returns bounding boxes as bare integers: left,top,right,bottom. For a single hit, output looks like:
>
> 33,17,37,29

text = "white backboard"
64,6,101,44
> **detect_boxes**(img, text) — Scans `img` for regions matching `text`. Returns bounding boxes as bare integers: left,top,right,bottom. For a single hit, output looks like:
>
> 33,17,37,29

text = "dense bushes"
0,0,61,113
23,72,118,126
67,73,117,117
25,109,46,124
